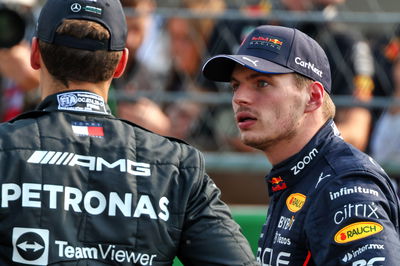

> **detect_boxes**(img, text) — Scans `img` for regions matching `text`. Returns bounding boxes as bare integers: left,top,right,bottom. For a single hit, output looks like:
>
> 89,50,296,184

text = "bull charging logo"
270,176,287,192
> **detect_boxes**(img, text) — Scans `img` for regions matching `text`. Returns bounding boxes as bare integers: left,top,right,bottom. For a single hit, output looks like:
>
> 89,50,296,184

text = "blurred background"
2,0,400,260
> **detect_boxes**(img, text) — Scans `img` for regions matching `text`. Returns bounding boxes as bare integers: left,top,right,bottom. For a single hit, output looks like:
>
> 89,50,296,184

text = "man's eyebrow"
230,72,272,82
247,73,271,80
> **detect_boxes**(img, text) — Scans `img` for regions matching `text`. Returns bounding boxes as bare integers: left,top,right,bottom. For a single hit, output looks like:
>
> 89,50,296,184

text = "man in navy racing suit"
202,25,400,265
0,0,257,265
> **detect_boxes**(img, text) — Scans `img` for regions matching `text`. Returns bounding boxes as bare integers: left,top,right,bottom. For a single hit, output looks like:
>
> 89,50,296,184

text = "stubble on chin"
241,133,275,151
240,121,298,152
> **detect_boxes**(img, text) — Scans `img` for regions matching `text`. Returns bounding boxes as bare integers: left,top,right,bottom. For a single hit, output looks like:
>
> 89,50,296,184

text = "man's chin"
241,136,264,150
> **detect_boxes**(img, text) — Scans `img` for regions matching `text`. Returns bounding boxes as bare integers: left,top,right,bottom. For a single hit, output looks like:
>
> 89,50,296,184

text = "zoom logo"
12,228,49,265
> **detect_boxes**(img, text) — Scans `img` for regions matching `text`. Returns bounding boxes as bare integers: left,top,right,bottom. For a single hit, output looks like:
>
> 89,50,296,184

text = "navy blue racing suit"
257,120,400,265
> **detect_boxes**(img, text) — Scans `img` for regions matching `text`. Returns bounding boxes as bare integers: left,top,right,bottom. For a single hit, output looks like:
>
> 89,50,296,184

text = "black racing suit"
0,90,257,266
257,120,400,265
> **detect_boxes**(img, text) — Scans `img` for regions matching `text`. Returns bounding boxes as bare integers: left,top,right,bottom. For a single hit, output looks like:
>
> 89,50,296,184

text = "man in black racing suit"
0,0,257,265
202,25,400,265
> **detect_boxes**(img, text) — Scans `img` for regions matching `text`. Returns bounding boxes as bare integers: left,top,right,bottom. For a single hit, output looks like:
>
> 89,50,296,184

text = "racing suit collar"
37,90,112,116
266,119,340,195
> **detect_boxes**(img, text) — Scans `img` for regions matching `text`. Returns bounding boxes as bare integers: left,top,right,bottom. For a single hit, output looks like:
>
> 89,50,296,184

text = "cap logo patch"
249,36,284,50
70,3,82,12
242,57,259,66
294,57,323,77
84,5,102,15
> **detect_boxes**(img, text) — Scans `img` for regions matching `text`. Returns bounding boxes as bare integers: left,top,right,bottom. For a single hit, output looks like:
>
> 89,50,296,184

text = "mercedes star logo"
71,3,82,12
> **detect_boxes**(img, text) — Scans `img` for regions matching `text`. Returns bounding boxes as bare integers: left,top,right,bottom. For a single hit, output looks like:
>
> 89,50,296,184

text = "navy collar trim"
266,119,341,194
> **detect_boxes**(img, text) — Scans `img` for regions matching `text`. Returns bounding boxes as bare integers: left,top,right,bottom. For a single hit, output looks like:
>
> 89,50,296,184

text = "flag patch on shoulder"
72,121,104,137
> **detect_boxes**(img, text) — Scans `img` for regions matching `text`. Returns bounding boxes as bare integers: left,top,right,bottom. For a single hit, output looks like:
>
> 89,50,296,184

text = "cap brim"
202,55,294,82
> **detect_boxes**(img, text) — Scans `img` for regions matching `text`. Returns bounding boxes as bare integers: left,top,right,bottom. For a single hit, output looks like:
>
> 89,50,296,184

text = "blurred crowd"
2,0,400,165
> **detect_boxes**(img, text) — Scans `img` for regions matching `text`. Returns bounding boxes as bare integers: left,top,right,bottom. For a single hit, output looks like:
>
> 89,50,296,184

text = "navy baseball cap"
202,25,332,93
36,0,127,51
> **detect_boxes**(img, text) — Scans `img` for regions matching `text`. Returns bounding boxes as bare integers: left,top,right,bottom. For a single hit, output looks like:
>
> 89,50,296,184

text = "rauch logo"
286,193,306,212
334,221,383,244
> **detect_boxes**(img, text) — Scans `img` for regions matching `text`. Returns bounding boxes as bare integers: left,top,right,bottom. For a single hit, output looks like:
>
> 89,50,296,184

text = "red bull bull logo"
270,176,287,191
269,38,283,45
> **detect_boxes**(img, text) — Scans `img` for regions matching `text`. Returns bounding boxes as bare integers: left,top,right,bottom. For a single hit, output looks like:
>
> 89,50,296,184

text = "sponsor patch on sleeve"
334,221,383,244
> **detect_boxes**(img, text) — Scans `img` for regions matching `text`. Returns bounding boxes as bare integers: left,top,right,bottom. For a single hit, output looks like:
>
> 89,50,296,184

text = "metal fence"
119,0,400,178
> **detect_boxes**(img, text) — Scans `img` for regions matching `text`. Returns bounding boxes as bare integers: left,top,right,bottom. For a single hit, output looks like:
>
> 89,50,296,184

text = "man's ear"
30,37,41,70
305,81,324,113
113,48,129,78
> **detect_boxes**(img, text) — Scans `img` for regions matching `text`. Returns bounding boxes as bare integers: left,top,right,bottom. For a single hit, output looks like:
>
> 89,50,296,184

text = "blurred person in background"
371,25,400,102
275,0,376,151
164,0,226,150
112,0,170,135
203,24,400,265
370,57,400,192
368,25,400,152
0,0,258,264
0,0,40,121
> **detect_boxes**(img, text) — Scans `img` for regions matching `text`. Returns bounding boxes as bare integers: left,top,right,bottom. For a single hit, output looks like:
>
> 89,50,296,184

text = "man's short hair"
294,73,336,120
39,19,123,87
35,0,127,86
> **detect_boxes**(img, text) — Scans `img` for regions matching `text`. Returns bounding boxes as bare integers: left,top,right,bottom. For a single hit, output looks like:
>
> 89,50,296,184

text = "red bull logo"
270,176,287,191
251,36,283,46
269,38,283,45
270,177,283,184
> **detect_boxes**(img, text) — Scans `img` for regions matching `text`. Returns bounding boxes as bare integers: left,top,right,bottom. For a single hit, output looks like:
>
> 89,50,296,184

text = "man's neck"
40,75,110,101
264,116,326,166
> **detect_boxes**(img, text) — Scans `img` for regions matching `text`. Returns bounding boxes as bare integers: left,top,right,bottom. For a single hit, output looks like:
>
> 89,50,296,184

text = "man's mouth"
236,112,257,129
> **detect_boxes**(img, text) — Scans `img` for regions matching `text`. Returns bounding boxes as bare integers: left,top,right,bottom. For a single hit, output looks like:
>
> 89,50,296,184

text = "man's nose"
232,85,252,106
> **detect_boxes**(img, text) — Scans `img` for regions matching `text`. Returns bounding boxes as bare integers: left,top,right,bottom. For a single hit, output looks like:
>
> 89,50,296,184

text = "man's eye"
231,83,239,92
256,80,269,87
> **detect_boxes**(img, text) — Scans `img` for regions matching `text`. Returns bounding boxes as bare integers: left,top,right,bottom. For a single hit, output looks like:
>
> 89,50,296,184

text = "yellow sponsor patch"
334,222,383,244
286,193,306,212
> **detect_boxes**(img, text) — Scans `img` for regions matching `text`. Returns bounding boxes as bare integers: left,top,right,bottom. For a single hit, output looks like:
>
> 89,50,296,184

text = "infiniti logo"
71,3,81,12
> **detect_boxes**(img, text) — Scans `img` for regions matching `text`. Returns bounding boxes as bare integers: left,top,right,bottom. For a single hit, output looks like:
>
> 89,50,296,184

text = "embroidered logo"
242,57,259,66
72,121,104,138
334,222,383,244
270,176,287,192
286,193,306,212
71,3,81,12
